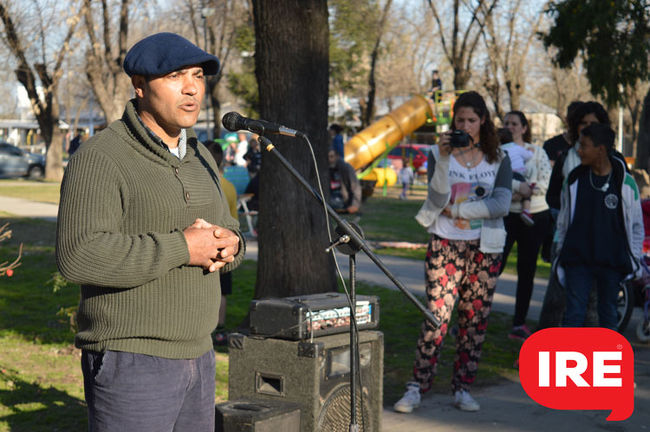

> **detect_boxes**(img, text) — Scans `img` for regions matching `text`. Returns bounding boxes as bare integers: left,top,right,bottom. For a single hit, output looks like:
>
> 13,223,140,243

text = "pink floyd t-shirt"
429,155,498,240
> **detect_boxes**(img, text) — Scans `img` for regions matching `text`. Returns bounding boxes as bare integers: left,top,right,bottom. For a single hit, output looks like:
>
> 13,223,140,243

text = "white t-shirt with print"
429,155,499,240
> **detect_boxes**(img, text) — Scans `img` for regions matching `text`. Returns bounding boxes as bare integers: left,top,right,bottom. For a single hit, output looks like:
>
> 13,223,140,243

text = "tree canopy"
542,0,650,106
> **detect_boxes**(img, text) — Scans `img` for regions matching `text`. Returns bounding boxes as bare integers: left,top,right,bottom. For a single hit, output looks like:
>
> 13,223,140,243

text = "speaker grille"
316,384,373,432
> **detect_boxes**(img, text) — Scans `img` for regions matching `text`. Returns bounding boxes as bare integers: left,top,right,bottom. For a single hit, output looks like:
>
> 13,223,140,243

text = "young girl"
394,91,512,413
399,157,415,200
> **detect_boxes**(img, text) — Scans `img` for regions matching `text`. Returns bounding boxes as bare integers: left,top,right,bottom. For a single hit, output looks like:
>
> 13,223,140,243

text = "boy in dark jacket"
554,123,643,329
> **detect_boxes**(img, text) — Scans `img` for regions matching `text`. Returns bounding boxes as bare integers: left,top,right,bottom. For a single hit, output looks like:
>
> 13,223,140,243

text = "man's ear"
131,75,146,98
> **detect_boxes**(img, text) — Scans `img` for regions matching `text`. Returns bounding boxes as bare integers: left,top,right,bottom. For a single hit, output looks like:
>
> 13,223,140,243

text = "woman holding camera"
394,91,512,414
500,111,552,341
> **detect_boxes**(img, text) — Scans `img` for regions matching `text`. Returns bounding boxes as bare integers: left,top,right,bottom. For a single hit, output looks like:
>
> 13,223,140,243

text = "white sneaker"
393,382,421,413
454,389,480,412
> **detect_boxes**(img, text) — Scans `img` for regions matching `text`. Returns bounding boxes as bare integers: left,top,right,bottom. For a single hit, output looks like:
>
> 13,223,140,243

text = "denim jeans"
81,349,216,432
563,265,625,330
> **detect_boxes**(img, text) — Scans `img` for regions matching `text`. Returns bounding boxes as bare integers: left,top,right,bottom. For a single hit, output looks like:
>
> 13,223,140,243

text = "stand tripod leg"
349,253,358,432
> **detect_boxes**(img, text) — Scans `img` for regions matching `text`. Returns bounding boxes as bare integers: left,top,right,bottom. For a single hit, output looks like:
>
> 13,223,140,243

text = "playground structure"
343,91,458,187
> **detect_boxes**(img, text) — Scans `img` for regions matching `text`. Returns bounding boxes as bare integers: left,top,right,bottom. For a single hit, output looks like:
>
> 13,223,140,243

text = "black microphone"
222,112,305,138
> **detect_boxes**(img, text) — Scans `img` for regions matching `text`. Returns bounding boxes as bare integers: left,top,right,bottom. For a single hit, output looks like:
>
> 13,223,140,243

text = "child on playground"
398,157,414,200
498,128,535,226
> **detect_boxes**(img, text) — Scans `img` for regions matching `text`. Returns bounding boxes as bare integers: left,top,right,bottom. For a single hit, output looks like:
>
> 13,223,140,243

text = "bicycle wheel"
636,319,650,342
617,281,635,333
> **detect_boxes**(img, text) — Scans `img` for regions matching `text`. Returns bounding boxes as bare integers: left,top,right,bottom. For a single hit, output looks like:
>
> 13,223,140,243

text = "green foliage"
227,69,259,118
227,21,259,117
49,272,78,334
543,0,650,106
329,0,383,96
233,21,255,53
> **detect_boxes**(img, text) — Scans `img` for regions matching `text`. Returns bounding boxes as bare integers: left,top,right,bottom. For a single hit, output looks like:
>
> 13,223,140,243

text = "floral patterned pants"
413,235,502,393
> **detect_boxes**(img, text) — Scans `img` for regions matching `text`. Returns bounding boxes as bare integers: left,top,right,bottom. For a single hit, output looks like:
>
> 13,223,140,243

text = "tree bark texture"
636,89,650,171
252,0,336,299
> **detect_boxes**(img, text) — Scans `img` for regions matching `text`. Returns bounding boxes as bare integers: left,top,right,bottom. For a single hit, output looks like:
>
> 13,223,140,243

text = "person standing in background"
329,124,345,158
546,101,617,212
429,69,442,102
328,147,361,214
235,132,249,167
399,157,414,200
499,111,552,341
540,101,627,329
244,138,262,178
543,101,582,166
68,130,86,156
555,123,643,329
204,141,239,345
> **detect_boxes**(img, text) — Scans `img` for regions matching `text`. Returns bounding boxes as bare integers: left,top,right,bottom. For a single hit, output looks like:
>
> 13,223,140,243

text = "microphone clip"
325,235,351,253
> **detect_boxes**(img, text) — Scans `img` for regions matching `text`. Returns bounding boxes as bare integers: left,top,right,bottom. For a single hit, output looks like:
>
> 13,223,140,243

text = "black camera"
449,130,470,148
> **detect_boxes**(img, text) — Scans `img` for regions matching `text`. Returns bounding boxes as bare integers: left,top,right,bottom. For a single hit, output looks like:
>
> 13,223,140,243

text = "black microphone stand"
257,135,440,432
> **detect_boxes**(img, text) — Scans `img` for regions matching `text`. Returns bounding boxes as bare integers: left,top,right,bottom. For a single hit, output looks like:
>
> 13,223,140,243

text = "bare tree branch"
0,221,22,277
363,0,393,127
82,0,132,123
426,0,499,89
425,0,451,62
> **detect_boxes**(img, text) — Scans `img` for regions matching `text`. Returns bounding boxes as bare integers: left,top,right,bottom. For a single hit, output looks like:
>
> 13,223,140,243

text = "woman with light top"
500,111,552,341
393,91,512,414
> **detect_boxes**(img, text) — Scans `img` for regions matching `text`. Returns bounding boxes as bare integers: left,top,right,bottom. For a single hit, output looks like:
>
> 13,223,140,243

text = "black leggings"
501,210,551,327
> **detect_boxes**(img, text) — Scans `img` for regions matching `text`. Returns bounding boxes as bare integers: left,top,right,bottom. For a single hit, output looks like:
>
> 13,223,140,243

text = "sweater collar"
121,99,197,164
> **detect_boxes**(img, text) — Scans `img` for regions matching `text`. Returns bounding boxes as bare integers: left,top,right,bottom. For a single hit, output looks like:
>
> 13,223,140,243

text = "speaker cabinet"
228,330,383,432
215,399,301,432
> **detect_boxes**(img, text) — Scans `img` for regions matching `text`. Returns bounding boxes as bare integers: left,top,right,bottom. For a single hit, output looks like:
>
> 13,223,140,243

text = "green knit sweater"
56,100,244,359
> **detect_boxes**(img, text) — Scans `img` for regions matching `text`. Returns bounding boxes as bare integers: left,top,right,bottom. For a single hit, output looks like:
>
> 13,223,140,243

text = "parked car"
0,142,45,178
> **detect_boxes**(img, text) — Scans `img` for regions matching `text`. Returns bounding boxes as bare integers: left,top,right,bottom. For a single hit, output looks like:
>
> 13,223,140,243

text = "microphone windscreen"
222,112,243,132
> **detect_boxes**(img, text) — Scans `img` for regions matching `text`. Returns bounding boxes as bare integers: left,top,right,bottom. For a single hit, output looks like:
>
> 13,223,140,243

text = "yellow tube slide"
344,94,432,170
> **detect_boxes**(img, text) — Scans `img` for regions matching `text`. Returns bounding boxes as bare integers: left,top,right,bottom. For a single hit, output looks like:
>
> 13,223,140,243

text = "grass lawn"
360,193,552,280
0,180,551,279
0,180,60,205
0,214,525,430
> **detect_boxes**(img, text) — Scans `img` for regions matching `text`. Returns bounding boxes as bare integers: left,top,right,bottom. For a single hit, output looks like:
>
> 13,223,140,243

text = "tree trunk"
636,88,650,171
362,0,393,128
86,66,131,123
45,128,65,182
453,64,471,90
507,78,522,112
252,0,335,299
208,74,222,138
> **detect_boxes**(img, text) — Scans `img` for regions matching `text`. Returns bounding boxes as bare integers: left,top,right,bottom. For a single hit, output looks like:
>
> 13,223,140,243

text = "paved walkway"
0,195,58,221
2,194,650,431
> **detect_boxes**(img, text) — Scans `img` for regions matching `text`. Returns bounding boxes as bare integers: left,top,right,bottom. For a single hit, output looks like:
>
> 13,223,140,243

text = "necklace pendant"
466,161,471,167
602,182,609,192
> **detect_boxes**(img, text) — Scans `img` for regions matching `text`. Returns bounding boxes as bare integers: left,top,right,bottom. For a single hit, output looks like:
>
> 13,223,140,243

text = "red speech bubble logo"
519,327,634,421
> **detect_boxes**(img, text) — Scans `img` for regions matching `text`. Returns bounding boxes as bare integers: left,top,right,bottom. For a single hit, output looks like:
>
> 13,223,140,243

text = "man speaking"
56,32,244,431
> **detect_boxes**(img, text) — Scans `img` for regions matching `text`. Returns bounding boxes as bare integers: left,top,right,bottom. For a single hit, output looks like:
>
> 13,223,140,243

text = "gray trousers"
81,349,216,432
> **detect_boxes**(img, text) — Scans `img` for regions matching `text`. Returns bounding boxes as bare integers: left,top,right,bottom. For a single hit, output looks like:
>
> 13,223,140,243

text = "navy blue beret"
123,32,220,77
